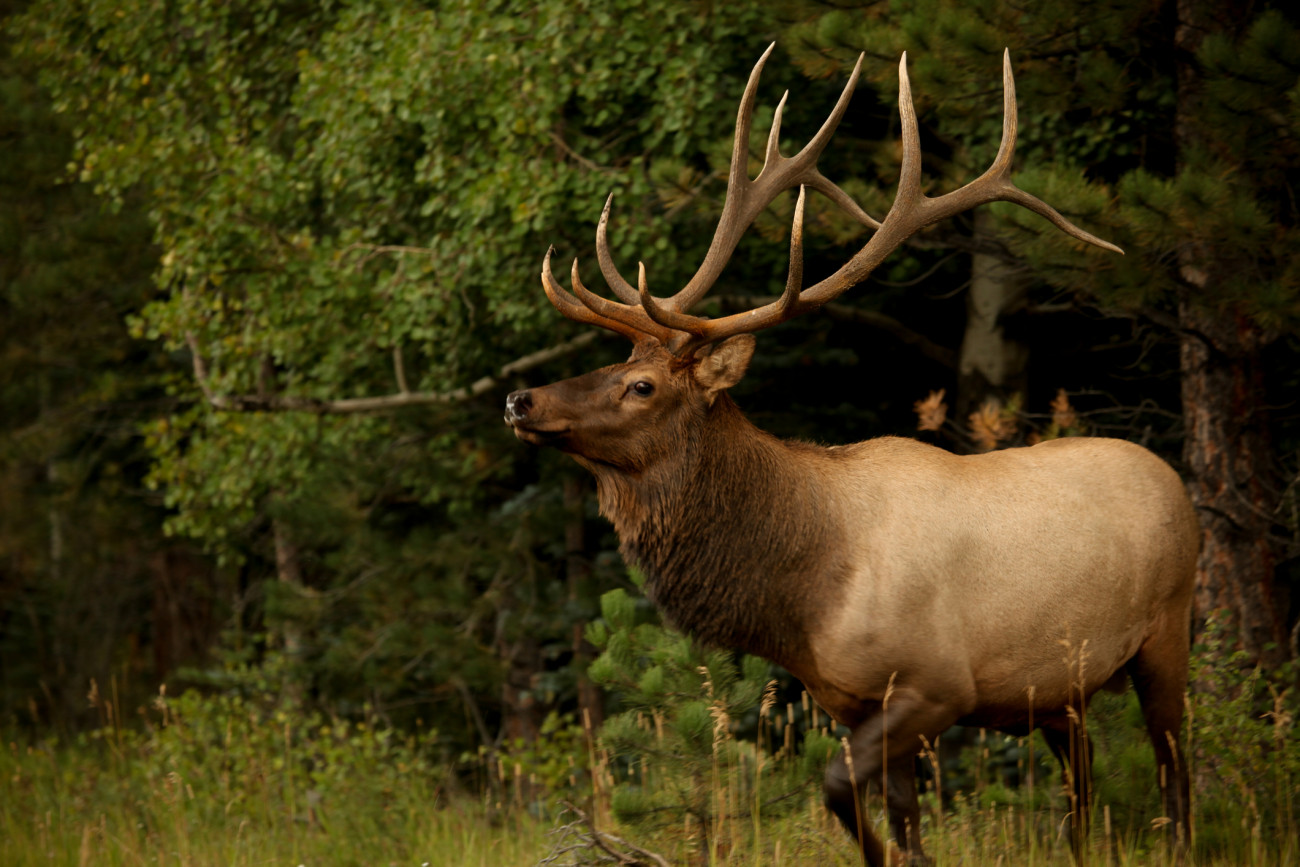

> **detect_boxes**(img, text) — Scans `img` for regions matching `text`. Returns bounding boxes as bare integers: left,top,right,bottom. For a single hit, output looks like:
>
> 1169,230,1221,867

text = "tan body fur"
790,435,1197,729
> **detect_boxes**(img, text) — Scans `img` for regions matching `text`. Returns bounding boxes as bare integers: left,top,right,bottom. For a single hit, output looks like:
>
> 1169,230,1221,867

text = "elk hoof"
888,846,934,867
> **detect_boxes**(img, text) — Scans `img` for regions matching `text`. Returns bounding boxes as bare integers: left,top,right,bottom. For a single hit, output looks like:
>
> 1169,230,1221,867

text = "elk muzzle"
504,389,533,425
505,388,572,446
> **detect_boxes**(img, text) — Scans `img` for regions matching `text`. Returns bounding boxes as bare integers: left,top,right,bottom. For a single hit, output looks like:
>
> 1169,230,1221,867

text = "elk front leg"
823,690,957,866
1041,713,1094,862
885,759,930,865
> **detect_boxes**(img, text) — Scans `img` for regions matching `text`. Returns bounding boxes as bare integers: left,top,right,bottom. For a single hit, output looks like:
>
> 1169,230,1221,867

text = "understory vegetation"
3,615,1295,866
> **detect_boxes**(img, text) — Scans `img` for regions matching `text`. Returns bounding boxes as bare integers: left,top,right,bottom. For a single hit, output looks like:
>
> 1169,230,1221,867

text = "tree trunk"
495,633,543,805
566,476,604,731
272,519,304,658
151,547,216,681
272,517,305,702
1178,304,1289,666
501,635,542,745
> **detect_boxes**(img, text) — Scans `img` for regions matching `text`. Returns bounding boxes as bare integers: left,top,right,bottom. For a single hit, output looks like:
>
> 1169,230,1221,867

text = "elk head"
505,335,754,472
505,46,1120,469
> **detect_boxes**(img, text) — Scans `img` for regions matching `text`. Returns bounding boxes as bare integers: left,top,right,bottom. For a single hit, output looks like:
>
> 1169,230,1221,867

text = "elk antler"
542,47,1122,355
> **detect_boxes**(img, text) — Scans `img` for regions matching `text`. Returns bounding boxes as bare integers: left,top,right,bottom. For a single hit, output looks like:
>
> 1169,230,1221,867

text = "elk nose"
504,390,533,424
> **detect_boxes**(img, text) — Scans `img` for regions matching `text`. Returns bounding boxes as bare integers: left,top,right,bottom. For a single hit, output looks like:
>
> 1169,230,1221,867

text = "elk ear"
693,334,755,401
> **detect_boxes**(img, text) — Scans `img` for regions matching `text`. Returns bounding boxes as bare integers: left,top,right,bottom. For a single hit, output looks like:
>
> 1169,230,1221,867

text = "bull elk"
505,46,1196,865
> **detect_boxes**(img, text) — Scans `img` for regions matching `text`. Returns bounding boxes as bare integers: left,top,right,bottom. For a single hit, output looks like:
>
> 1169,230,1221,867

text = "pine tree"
585,582,838,856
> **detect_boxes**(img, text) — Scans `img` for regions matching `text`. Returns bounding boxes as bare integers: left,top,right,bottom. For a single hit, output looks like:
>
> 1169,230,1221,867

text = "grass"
1,689,550,867
1,774,547,867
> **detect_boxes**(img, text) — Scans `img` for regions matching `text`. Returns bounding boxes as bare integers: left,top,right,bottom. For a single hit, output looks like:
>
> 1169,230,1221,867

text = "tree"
1164,2,1299,668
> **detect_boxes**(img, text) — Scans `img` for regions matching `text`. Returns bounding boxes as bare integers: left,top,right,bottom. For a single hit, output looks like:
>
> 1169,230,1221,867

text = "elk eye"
631,381,655,397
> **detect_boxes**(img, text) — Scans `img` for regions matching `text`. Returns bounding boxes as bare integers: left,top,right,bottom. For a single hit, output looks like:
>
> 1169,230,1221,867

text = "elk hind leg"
886,759,932,865
1127,625,1192,852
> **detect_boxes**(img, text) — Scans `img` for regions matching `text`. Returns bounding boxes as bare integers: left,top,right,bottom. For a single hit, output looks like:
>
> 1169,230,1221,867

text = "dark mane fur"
587,395,848,666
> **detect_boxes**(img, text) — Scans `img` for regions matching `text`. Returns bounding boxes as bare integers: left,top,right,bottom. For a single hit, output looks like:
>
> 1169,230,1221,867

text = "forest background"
2,0,1299,864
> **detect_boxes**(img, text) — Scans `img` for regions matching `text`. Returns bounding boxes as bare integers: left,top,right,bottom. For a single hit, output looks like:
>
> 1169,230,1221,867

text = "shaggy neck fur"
585,395,848,667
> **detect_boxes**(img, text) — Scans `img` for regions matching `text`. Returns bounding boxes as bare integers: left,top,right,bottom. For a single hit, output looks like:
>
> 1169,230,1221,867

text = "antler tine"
765,89,789,169
990,48,1018,177
728,42,778,214
542,247,598,324
595,194,642,305
896,52,924,207
781,185,807,316
569,257,675,341
959,50,1123,253
680,185,811,353
541,247,665,343
639,262,709,336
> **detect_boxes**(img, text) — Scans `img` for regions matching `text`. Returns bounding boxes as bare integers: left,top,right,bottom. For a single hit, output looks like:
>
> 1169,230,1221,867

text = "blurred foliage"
4,0,798,745
13,0,773,546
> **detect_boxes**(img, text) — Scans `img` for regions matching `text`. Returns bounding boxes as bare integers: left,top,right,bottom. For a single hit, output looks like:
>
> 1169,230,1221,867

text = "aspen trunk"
272,517,306,703
272,518,304,659
956,214,1030,431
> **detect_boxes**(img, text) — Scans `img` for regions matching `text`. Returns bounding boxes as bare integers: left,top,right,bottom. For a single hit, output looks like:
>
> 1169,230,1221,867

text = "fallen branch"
536,802,672,867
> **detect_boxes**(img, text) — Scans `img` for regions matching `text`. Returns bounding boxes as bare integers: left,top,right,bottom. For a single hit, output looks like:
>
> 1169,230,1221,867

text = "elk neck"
583,394,852,666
